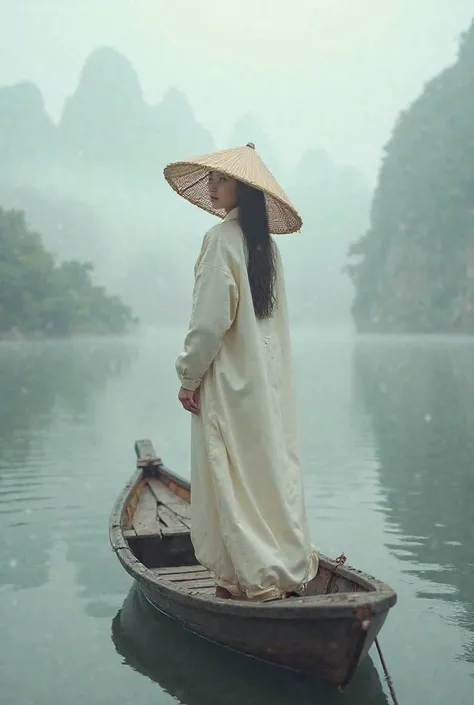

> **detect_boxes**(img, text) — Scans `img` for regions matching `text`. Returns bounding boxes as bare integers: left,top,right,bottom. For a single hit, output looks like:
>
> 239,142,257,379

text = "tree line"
0,206,138,337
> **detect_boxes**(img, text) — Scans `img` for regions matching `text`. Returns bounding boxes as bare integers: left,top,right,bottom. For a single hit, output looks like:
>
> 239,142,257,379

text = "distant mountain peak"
59,46,146,153
0,81,47,113
155,87,196,123
78,46,143,99
0,81,54,161
153,86,213,160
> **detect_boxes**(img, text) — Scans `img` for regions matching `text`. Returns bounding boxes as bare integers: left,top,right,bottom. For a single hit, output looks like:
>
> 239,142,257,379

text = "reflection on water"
0,339,136,591
352,337,474,666
1,333,474,705
112,583,389,705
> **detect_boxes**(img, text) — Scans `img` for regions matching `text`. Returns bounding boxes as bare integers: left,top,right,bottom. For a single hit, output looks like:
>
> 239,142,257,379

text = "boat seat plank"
147,478,191,520
132,485,162,537
157,504,189,535
171,515,191,530
161,525,190,537
191,586,216,596
168,503,191,521
173,578,216,590
153,565,207,576
151,565,216,591
158,570,212,582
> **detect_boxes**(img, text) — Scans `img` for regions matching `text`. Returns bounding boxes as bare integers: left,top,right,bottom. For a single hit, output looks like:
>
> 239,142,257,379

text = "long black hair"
237,181,276,319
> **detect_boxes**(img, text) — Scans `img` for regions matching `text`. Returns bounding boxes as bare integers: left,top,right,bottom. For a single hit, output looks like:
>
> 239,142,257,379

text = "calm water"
1,330,473,705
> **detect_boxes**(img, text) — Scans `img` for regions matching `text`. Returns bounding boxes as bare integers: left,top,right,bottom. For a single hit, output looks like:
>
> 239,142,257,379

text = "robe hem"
211,549,319,602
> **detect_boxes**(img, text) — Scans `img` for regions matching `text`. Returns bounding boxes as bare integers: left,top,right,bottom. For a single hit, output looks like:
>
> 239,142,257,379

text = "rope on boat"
374,637,399,705
329,553,400,705
323,552,347,594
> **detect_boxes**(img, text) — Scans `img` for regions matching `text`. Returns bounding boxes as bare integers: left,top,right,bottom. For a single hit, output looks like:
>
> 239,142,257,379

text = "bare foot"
215,586,234,599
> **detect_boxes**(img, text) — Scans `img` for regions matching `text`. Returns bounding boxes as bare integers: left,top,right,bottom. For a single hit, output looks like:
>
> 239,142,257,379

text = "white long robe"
176,208,318,600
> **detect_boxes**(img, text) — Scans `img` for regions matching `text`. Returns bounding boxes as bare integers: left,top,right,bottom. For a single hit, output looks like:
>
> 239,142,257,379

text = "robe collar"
223,207,239,222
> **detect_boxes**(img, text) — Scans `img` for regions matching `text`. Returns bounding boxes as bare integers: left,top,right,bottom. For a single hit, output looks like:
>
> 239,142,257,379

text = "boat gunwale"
109,466,397,619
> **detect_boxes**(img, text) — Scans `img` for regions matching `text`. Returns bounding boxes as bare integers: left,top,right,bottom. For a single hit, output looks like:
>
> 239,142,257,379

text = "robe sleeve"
176,236,239,390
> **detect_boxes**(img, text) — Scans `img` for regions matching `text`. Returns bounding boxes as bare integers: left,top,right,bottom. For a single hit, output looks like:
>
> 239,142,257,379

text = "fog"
1,0,473,332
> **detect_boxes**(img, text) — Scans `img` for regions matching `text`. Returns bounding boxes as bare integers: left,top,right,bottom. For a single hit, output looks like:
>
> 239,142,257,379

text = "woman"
164,143,318,600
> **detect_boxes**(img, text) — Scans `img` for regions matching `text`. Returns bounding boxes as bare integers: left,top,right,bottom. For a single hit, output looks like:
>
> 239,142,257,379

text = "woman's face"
208,171,238,213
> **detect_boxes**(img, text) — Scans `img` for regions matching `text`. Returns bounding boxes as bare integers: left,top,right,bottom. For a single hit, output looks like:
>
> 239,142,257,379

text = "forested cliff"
347,19,474,334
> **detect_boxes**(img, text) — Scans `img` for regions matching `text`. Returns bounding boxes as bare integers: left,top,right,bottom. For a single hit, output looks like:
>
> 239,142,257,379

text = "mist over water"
0,333,473,705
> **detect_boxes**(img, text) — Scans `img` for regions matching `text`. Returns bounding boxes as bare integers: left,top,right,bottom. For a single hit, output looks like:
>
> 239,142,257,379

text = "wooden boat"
111,584,391,705
109,439,397,690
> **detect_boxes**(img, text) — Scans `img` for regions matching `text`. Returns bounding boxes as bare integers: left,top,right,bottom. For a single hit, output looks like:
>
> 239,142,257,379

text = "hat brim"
163,150,302,235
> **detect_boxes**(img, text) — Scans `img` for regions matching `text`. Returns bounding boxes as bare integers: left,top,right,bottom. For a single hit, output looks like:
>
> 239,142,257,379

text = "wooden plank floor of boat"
124,479,216,595
151,565,216,596
124,477,191,540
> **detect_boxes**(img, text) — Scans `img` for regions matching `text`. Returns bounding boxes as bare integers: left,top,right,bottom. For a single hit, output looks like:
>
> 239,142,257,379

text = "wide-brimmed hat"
163,142,302,234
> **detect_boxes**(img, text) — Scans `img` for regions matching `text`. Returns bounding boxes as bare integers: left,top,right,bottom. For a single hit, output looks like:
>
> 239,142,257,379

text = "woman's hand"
178,387,200,415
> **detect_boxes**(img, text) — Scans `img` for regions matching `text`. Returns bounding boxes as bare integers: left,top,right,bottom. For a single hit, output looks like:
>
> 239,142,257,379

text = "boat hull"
136,576,388,687
112,584,392,705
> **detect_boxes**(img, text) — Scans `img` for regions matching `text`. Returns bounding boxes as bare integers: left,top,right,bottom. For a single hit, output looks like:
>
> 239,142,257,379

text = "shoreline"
0,326,140,342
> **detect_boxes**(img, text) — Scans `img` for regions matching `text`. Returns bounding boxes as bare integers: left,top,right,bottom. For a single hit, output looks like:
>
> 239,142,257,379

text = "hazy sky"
1,1,473,181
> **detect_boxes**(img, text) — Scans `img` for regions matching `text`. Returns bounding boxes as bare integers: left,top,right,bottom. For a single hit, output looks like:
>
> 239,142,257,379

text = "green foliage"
347,18,474,333
0,206,138,337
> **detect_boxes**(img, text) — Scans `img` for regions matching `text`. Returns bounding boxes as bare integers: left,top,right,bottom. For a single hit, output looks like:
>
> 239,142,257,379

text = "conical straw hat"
163,142,302,234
